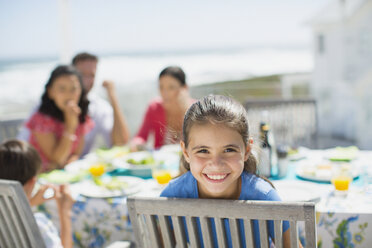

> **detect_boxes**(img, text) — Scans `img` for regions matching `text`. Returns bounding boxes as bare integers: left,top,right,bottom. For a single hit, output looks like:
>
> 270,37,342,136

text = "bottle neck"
260,130,270,148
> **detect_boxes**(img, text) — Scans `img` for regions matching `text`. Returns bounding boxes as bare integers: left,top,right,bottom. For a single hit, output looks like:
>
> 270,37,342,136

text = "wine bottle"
258,122,272,177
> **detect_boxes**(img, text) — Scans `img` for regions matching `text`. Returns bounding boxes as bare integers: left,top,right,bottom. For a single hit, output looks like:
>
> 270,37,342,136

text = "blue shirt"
161,171,290,247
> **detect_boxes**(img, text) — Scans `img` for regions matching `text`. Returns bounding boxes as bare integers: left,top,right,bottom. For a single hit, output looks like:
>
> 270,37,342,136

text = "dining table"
35,145,372,248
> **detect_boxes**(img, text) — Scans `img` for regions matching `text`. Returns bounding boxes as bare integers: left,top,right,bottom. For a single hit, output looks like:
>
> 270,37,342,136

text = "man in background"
71,52,129,154
18,52,130,155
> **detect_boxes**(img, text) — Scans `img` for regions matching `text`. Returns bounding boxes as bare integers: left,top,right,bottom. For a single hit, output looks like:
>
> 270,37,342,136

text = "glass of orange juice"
331,166,352,197
89,163,106,177
152,164,172,185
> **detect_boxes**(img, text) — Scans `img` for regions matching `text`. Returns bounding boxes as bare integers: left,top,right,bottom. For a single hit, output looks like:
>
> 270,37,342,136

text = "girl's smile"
204,173,229,181
181,123,250,199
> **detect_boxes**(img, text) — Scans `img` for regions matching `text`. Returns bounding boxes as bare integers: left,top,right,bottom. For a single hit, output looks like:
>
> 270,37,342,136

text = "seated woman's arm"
130,104,153,151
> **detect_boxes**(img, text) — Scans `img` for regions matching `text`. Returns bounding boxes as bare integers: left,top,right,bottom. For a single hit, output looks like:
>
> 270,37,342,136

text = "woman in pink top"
27,65,94,172
132,66,194,150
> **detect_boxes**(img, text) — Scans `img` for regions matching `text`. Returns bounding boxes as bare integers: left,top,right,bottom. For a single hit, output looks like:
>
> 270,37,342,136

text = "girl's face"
181,123,250,199
159,75,185,104
48,75,82,111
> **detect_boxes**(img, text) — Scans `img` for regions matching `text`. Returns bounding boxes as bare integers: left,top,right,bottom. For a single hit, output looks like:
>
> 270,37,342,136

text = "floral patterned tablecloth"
39,183,372,248
38,148,372,248
39,180,161,248
315,187,372,248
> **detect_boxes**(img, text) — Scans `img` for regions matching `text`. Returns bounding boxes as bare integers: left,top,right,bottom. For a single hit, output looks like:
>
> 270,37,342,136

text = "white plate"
71,176,146,198
273,180,325,202
295,162,359,183
111,151,180,177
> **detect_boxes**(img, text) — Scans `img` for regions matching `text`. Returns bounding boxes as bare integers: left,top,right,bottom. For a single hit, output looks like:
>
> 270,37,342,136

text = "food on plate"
39,170,87,184
96,146,130,160
297,161,356,182
93,176,129,190
327,146,359,161
127,155,156,165
301,163,333,179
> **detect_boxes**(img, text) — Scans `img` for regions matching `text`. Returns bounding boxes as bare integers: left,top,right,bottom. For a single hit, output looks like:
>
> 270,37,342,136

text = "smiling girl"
161,95,295,247
26,65,93,172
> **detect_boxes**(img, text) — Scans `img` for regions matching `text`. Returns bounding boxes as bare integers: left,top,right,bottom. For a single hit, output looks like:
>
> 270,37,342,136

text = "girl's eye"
197,149,209,154
224,148,237,153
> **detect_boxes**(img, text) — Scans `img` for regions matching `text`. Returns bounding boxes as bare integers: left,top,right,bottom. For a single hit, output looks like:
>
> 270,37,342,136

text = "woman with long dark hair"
26,65,93,171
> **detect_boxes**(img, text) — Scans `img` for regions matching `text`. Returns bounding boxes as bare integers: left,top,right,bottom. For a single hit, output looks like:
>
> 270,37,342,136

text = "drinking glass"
331,165,352,197
152,164,172,185
89,163,105,177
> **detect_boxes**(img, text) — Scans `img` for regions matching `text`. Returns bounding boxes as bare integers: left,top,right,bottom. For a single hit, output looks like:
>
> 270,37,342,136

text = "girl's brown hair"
0,139,41,185
180,95,257,173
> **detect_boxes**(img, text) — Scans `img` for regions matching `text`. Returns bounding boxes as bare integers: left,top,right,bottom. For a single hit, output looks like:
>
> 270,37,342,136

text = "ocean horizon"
0,46,313,135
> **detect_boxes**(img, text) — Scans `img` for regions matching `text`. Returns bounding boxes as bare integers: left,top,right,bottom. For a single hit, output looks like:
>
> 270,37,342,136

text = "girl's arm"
34,101,81,168
66,136,84,164
33,130,76,167
282,229,304,248
55,185,74,248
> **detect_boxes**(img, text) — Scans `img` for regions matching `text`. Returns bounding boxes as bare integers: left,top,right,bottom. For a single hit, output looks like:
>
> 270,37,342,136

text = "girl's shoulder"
160,171,197,198
240,172,279,201
27,112,61,131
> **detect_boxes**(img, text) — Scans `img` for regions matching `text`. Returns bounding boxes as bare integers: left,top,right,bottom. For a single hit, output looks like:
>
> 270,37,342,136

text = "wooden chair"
0,179,46,248
244,98,318,148
0,117,25,142
127,197,316,248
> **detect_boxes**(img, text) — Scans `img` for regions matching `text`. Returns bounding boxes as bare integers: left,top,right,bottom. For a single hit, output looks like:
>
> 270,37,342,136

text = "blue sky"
0,0,327,59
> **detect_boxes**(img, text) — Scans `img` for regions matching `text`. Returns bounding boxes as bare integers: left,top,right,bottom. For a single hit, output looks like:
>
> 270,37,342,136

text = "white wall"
311,0,372,148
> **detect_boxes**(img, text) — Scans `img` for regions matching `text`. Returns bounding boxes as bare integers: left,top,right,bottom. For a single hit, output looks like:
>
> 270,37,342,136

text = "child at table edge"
0,139,74,248
161,95,302,248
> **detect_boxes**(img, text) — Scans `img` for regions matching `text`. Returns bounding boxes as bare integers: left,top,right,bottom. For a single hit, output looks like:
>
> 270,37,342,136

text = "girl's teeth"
206,174,226,180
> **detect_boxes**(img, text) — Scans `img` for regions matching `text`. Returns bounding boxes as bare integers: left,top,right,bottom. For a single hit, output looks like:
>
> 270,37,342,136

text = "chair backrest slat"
0,195,15,248
4,195,28,248
215,218,228,247
243,219,255,247
172,216,188,248
158,215,175,247
200,217,213,248
186,216,200,247
0,179,46,248
290,220,299,248
229,218,241,247
144,214,161,247
258,219,269,248
274,220,283,248
127,197,316,248
305,205,317,248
